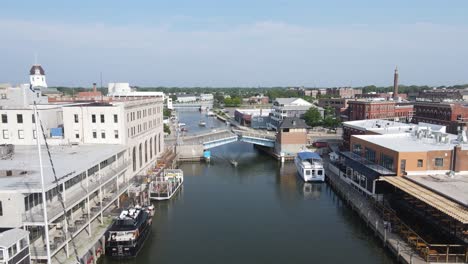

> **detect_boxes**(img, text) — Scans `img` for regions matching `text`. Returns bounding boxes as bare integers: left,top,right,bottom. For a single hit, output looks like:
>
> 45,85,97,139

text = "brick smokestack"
393,66,399,99
93,83,97,93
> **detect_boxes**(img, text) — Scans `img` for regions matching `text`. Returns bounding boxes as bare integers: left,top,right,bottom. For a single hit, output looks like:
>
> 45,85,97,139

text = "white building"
0,228,30,264
0,73,165,262
268,98,323,130
29,65,47,88
176,94,197,103
199,93,214,101
107,83,164,98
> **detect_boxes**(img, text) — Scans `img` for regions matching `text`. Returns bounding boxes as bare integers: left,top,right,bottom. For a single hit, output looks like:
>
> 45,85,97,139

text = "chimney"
93,83,97,93
393,66,399,99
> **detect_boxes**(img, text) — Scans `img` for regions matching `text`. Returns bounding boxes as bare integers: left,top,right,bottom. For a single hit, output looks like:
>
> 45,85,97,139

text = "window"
114,130,119,139
92,130,97,139
352,144,362,155
32,114,35,123
17,114,23,123
114,114,118,123
380,153,394,171
364,147,376,162
101,130,106,139
400,159,406,174
435,158,444,167
417,159,423,168
91,114,96,123
100,114,105,123
18,130,24,139
0,201,2,216
1,114,7,123
33,130,37,139
74,114,79,123
75,130,80,139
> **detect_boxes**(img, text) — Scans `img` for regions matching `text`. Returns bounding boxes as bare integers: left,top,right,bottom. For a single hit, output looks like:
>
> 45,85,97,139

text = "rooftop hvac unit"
0,144,14,159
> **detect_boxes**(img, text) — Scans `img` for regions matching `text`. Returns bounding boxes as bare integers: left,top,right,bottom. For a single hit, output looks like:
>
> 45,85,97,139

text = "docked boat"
198,120,206,126
206,111,215,116
105,207,152,258
294,151,325,182
149,169,184,200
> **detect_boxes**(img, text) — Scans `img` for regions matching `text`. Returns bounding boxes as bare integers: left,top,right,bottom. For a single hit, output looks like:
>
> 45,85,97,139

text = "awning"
381,176,468,224
297,151,321,160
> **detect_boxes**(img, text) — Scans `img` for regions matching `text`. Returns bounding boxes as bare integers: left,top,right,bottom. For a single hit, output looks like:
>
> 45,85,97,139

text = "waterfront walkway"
324,162,427,264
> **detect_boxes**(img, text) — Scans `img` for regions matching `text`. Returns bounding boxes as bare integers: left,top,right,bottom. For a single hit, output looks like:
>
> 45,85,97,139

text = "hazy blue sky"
1,0,467,87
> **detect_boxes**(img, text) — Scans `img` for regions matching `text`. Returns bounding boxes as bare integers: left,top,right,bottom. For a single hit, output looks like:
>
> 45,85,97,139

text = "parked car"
312,141,328,148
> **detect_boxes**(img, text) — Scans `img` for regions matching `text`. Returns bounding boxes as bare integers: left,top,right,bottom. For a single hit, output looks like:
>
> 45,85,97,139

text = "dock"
325,161,427,264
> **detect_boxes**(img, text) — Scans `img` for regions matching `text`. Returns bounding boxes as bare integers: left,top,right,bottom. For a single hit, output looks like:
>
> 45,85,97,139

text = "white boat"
294,151,325,182
207,111,216,116
149,169,184,200
198,120,206,126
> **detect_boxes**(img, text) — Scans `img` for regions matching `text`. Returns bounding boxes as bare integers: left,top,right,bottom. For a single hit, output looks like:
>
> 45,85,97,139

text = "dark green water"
105,142,396,264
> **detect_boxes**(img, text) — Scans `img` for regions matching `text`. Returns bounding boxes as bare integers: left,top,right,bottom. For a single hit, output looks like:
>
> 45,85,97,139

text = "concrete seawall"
325,162,426,264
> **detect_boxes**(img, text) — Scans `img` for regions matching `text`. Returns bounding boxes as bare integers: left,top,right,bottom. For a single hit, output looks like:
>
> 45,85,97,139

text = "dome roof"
30,64,45,75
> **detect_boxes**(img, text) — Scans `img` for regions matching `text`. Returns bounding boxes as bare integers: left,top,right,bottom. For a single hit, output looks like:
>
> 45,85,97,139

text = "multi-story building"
234,108,272,129
268,98,323,130
318,98,350,120
176,94,197,103
348,99,413,122
412,102,468,134
248,94,269,104
0,229,30,264
326,87,362,98
416,89,463,102
342,119,417,150
0,67,165,263
199,94,214,101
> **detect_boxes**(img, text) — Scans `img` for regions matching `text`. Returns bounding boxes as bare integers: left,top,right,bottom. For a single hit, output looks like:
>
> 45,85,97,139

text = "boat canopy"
298,152,321,160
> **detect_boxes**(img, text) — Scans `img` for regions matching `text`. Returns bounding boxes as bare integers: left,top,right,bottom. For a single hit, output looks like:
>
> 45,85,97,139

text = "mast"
33,101,52,263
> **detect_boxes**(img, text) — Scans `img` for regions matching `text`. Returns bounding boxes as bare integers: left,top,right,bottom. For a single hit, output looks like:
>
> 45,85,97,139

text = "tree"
164,124,171,135
322,106,341,129
163,108,172,118
303,107,322,127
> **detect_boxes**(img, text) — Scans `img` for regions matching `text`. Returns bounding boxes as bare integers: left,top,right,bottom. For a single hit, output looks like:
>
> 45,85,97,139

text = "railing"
373,200,468,263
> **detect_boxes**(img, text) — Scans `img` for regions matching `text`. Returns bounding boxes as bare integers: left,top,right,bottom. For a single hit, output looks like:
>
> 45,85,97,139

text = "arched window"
145,140,148,163
132,147,136,172
150,138,153,159
154,136,157,155
158,133,161,153
139,143,142,168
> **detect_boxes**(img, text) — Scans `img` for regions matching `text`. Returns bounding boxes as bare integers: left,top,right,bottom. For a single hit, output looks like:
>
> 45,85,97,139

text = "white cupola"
29,64,48,88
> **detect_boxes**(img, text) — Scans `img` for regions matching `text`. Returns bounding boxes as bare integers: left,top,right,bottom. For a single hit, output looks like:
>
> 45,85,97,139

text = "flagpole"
33,94,52,263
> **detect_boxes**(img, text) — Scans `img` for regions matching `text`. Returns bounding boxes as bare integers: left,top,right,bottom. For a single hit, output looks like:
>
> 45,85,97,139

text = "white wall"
0,193,25,228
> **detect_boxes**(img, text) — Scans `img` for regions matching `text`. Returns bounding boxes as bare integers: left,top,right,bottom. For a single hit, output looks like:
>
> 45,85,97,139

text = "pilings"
325,162,426,264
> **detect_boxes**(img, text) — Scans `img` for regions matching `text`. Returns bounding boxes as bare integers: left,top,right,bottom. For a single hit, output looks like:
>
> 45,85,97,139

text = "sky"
1,0,468,87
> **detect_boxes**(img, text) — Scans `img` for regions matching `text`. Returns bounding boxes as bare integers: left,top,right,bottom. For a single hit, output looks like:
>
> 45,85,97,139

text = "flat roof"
352,133,466,152
381,176,468,224
405,174,468,207
0,144,126,192
0,228,28,248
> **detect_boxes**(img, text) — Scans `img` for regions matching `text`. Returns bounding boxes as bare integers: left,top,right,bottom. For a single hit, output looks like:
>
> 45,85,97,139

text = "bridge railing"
233,129,276,141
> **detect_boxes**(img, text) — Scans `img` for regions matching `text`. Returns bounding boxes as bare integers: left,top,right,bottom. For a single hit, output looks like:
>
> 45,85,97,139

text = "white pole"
34,103,52,263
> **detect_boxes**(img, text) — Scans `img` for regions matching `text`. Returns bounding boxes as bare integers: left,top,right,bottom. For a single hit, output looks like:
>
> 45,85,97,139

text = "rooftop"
352,132,465,152
344,119,446,135
279,117,309,129
405,174,468,207
0,144,126,192
0,228,28,248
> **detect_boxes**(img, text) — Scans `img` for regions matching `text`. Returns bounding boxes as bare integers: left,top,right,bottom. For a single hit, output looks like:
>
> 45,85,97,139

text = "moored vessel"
149,169,184,200
105,206,152,258
294,151,325,182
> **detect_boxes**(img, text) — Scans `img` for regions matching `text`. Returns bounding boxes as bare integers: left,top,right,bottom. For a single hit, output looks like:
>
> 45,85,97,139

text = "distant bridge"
168,129,276,150
171,101,213,110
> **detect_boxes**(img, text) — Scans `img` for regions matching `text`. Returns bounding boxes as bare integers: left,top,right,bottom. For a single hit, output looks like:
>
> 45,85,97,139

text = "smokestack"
93,83,97,93
393,66,399,99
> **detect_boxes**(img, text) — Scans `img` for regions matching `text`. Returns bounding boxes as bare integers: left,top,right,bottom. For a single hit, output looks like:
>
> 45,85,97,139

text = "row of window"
1,114,35,124
127,106,161,123
83,114,118,124
90,130,119,139
2,129,36,139
128,119,160,137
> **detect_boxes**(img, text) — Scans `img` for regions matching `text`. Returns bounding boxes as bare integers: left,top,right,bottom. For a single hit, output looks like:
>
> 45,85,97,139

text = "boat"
294,151,325,182
149,169,184,200
230,160,238,167
206,111,215,117
105,207,152,258
199,120,206,126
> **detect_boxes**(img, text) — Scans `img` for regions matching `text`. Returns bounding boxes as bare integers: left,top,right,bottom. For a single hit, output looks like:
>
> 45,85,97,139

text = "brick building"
275,117,309,155
326,87,362,98
416,89,463,102
348,100,413,122
412,102,468,134
318,98,351,120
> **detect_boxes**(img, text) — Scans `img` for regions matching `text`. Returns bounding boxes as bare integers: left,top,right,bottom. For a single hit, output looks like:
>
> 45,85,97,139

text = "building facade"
268,98,323,130
326,87,362,98
0,229,30,264
348,100,413,122
412,102,468,134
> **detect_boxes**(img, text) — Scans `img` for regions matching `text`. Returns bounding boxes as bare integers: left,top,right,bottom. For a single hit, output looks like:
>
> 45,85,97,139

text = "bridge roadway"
167,128,277,149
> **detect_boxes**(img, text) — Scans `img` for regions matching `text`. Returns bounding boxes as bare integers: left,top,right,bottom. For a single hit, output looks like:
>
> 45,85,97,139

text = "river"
105,112,395,264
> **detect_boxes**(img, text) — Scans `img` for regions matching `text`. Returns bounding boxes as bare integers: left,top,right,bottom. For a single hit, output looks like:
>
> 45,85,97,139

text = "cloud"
0,19,467,87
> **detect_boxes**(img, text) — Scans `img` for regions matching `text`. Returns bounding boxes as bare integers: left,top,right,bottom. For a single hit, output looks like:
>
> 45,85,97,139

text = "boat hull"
149,178,183,201
105,218,151,258
294,156,325,182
